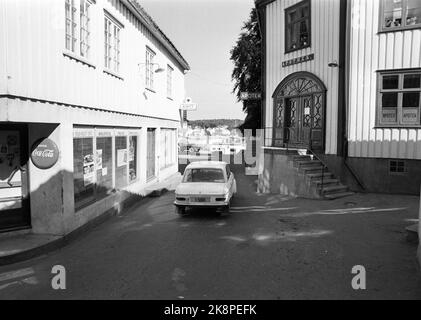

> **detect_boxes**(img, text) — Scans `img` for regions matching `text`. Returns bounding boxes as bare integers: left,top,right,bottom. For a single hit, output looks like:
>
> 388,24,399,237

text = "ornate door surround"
272,72,327,152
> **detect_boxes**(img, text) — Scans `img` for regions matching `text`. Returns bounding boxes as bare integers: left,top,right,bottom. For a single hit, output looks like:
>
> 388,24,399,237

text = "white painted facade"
347,0,421,160
0,0,189,234
264,0,341,155
258,0,421,194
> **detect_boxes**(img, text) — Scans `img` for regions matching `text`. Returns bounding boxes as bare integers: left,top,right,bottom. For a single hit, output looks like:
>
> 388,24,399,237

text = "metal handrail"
261,126,328,195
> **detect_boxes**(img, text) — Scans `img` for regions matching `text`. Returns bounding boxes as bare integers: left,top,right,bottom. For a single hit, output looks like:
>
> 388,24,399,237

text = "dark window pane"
73,137,95,208
383,75,399,89
96,137,113,199
382,92,398,107
402,92,420,107
129,136,137,182
403,74,421,88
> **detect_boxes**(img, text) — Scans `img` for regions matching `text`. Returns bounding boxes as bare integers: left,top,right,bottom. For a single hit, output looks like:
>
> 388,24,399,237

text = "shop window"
160,129,176,169
377,69,421,127
73,135,95,209
129,136,138,182
381,0,421,32
95,136,113,199
115,135,128,189
73,128,140,211
285,0,311,53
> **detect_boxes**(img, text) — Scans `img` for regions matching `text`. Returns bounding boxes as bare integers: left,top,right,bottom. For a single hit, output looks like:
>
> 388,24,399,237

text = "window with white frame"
65,0,77,52
145,47,155,90
80,0,91,58
377,69,421,126
380,0,421,31
167,65,173,98
104,14,121,73
65,0,92,58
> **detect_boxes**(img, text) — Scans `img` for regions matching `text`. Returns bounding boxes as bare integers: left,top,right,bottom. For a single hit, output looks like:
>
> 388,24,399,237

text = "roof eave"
122,0,190,71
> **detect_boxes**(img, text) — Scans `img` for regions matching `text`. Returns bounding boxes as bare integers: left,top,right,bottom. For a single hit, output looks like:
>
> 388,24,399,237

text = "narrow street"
0,164,420,300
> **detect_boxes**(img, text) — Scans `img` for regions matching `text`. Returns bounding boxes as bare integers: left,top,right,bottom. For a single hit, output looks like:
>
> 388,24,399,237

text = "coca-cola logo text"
31,138,59,169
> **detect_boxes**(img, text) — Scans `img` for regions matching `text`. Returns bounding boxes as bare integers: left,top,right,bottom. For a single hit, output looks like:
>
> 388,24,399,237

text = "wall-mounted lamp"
328,61,339,68
138,62,165,73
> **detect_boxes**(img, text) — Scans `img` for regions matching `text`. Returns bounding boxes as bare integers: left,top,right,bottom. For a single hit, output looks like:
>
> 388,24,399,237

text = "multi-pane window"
73,128,140,210
145,48,155,90
80,0,91,58
285,0,311,53
104,15,121,73
167,65,173,98
381,0,421,31
65,0,77,52
377,70,421,126
65,0,92,58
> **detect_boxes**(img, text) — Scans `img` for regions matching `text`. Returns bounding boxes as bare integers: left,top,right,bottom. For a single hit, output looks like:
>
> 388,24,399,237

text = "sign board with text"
240,92,262,100
180,103,198,111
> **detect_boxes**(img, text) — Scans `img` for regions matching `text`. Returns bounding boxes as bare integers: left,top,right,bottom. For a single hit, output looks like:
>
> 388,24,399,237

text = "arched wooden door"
272,72,326,152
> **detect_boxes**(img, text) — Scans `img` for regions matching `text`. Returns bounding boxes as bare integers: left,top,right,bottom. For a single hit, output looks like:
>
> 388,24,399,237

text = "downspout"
341,0,365,190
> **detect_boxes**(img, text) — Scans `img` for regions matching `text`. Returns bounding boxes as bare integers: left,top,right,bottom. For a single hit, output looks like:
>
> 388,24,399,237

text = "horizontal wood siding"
348,0,421,159
0,0,185,122
265,0,340,155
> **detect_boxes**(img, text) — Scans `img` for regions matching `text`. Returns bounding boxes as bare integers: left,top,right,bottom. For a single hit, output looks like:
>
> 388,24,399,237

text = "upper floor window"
80,0,91,58
381,0,421,31
145,48,156,90
65,0,92,58
104,14,121,73
65,0,77,52
167,65,173,98
377,69,421,127
285,0,311,53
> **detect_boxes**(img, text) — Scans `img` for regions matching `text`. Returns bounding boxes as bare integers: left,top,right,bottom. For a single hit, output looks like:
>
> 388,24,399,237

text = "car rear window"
183,168,226,183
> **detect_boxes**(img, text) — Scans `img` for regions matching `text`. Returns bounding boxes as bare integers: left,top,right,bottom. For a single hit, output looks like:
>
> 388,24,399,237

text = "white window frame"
79,0,91,58
380,0,421,32
104,13,122,73
167,65,173,98
65,0,77,52
376,69,421,127
145,47,156,90
65,0,93,58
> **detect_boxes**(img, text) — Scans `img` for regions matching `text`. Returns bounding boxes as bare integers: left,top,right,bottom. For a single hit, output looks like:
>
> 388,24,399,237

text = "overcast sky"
140,0,254,120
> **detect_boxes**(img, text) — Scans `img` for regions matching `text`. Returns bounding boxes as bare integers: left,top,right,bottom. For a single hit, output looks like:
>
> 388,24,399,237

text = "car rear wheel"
175,206,187,215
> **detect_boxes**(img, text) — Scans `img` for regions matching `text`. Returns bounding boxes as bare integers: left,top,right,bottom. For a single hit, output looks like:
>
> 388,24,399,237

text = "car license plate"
192,197,209,202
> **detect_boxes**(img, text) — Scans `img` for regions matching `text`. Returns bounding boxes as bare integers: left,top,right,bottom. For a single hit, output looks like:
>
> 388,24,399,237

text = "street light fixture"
138,62,165,73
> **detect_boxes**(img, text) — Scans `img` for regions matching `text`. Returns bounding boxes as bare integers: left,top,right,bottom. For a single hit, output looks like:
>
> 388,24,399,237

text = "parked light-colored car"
174,161,237,215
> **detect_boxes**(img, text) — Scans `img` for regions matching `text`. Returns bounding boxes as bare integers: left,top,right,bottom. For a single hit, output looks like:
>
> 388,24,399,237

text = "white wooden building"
0,0,189,234
256,0,421,195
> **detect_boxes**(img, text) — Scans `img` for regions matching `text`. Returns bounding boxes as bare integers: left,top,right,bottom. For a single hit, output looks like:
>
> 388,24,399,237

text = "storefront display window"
129,135,137,182
73,127,140,210
73,132,95,209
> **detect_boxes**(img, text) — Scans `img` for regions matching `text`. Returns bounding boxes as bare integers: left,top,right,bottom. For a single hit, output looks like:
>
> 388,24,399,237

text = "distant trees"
188,119,243,131
230,8,262,134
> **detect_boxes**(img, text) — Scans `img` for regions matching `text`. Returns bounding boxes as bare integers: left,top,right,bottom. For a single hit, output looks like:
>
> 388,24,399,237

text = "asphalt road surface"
0,164,420,299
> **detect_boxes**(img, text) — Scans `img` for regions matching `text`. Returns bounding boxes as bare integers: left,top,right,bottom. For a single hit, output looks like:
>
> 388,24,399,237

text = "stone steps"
292,153,352,200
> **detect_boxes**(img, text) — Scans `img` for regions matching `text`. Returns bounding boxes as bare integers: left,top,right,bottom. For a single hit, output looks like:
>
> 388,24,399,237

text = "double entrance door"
0,124,30,231
284,95,313,148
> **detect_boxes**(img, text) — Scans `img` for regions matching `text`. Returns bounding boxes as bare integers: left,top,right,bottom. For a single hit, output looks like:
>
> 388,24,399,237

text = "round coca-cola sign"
31,138,59,169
